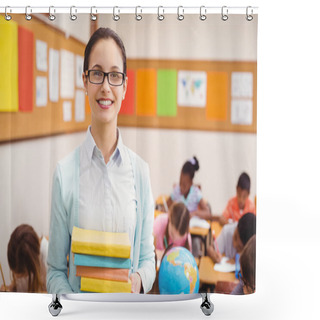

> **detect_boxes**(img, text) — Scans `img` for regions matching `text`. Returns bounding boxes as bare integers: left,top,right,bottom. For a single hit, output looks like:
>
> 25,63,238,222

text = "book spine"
73,254,131,269
71,241,130,259
81,277,131,293
76,266,129,282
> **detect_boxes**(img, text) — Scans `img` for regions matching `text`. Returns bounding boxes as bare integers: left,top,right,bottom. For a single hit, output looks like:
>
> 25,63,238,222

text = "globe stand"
200,293,214,316
48,294,63,317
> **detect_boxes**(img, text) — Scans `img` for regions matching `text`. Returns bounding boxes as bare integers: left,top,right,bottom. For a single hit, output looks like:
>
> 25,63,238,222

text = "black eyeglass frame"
85,70,126,86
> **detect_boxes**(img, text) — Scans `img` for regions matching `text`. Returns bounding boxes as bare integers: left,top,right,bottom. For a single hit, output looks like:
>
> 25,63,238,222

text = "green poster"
157,69,177,117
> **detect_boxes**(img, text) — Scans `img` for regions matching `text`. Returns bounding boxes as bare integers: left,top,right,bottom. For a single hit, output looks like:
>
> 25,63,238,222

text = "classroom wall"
0,14,257,285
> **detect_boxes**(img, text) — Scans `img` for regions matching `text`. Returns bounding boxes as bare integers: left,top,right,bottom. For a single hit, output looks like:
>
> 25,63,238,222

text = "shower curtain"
0,7,257,298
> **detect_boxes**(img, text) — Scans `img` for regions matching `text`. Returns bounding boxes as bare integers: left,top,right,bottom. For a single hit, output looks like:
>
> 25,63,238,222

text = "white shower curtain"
0,7,257,296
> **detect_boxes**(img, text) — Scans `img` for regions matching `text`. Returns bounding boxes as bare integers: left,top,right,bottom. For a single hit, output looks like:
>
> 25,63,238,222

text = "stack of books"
71,226,132,293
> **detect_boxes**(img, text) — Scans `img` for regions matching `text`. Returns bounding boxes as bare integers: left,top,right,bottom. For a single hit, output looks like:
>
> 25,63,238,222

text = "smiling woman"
46,28,155,295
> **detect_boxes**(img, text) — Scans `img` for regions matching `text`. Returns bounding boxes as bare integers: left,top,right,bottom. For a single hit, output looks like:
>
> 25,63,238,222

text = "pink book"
76,266,129,282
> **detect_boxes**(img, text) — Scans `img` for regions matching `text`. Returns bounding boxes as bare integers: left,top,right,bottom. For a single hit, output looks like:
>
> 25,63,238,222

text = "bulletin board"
0,15,257,144
120,59,257,133
0,14,91,143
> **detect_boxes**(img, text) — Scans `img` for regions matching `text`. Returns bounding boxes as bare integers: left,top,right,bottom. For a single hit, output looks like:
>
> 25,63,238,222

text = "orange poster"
136,69,157,116
206,72,228,121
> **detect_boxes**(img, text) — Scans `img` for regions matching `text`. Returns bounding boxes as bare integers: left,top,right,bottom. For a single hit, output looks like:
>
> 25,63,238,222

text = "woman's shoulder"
125,146,147,166
57,147,80,168
124,146,150,179
53,147,80,186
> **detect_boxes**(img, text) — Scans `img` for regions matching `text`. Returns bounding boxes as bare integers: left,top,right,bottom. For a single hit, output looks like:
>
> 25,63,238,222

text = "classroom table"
211,221,223,238
198,256,238,286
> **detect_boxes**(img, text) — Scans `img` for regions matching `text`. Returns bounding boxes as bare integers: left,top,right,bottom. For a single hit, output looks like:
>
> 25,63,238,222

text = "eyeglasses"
85,70,125,86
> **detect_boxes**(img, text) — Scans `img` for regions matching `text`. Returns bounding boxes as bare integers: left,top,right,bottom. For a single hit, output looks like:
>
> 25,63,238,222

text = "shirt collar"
84,126,125,166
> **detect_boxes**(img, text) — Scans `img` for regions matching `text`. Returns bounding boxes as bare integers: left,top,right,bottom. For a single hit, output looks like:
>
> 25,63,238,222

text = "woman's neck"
91,121,118,164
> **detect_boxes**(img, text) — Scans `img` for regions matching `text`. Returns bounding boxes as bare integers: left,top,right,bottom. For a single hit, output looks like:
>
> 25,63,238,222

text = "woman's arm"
46,165,74,294
135,164,156,294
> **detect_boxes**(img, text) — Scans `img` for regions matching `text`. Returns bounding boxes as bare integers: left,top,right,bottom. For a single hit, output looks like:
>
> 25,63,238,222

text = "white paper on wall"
49,49,59,102
36,76,47,107
60,49,75,99
231,99,253,125
63,101,72,122
75,90,85,122
177,70,207,107
36,40,48,72
75,55,84,88
231,72,253,98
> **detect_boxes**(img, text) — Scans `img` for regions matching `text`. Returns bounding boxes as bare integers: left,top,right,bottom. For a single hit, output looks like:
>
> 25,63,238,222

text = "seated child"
166,157,211,257
166,156,211,220
220,172,256,226
207,212,256,264
239,235,256,294
153,202,192,262
1,224,48,292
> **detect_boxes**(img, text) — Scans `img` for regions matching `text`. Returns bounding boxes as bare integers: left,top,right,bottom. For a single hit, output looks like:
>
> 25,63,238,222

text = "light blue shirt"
216,222,237,260
47,129,155,294
79,127,136,262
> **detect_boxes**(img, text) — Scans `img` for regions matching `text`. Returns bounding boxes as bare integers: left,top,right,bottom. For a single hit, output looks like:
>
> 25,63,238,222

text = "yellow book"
71,227,131,259
81,277,132,293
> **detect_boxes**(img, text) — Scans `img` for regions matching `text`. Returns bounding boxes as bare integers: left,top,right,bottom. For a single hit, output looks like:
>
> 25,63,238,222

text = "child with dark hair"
166,156,211,221
166,157,211,257
220,172,256,226
240,235,256,294
153,202,192,262
1,224,48,292
207,213,256,264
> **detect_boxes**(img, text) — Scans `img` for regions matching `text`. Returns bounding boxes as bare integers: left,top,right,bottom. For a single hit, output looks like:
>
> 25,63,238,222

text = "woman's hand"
130,272,142,293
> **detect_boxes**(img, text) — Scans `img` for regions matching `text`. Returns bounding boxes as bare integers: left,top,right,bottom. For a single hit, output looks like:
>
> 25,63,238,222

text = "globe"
158,246,200,294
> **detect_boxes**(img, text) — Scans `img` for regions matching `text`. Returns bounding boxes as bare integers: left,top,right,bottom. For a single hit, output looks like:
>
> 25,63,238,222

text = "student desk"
211,221,222,238
199,256,238,286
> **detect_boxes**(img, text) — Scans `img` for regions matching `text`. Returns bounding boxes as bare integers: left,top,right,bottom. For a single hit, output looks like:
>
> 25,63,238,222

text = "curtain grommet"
25,6,32,21
90,7,97,21
246,6,254,21
200,6,207,21
48,6,56,21
177,6,184,21
157,6,165,21
5,6,12,21
70,6,77,21
113,6,120,21
135,6,142,21
221,6,228,21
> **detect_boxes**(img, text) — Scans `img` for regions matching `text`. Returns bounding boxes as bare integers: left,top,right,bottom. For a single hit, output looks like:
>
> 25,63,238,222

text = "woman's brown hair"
7,224,42,292
240,234,256,293
83,27,127,75
164,202,190,250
